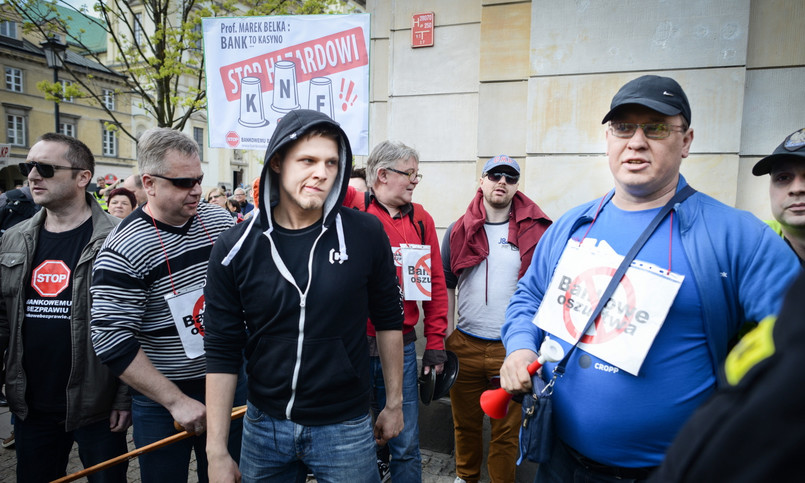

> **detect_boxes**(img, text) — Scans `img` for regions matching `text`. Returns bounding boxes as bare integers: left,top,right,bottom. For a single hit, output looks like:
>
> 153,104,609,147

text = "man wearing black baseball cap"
752,127,805,264
499,75,800,481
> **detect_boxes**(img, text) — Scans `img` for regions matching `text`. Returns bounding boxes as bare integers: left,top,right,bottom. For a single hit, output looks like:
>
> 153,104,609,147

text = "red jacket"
345,187,448,351
449,189,552,279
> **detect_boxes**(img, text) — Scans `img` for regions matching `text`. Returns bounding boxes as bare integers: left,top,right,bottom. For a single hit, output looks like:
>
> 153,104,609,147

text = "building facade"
0,7,134,191
364,0,805,229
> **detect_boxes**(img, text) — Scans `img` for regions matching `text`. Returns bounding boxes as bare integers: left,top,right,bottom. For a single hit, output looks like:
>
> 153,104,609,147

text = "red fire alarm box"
412,12,434,48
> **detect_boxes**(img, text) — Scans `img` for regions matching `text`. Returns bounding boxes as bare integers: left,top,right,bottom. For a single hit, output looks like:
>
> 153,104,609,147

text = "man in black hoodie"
204,109,405,482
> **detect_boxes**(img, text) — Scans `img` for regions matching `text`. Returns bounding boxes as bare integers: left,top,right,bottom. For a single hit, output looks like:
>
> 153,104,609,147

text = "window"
102,88,115,110
134,13,143,45
6,114,26,146
5,67,22,92
59,79,74,102
102,128,117,156
59,121,76,138
193,127,204,162
0,21,17,38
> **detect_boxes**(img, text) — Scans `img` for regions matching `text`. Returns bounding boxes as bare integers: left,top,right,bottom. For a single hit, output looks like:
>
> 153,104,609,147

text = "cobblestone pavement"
0,405,461,482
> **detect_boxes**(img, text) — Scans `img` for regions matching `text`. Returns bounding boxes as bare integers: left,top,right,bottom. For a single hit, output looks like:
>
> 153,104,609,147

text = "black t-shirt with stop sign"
22,218,92,421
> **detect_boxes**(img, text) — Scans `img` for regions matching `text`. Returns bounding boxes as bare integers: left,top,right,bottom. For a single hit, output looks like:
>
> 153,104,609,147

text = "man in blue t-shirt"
499,75,800,481
0,133,129,482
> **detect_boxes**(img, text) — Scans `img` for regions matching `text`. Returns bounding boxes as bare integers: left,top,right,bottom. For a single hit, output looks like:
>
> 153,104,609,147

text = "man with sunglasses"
90,128,244,482
499,75,799,481
441,155,551,483
0,133,130,482
349,139,449,482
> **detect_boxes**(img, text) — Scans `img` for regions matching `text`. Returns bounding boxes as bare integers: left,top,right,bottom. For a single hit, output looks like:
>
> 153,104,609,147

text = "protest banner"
203,14,370,153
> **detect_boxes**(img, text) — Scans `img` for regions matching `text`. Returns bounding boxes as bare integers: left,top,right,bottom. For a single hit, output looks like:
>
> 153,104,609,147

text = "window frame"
102,88,115,110
5,67,23,92
59,79,74,103
193,127,204,162
102,127,118,157
0,20,17,38
6,113,26,146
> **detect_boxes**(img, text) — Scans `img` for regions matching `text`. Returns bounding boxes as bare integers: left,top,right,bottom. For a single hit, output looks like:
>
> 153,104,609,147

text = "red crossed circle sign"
562,266,636,344
414,253,432,297
31,260,71,297
192,294,206,337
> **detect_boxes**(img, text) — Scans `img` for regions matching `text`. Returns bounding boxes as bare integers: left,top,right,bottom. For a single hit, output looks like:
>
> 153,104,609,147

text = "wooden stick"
52,405,247,483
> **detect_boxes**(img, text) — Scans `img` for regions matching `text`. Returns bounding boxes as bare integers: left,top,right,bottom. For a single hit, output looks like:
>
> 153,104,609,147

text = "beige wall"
368,0,805,227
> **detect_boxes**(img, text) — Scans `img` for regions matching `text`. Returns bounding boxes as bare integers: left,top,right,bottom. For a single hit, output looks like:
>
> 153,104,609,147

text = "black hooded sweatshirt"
204,110,403,426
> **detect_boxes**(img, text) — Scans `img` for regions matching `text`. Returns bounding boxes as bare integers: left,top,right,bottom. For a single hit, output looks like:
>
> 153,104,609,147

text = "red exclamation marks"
339,79,358,112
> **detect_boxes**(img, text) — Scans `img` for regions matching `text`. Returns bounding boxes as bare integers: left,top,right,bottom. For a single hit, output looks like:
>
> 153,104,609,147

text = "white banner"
534,239,684,375
202,14,371,154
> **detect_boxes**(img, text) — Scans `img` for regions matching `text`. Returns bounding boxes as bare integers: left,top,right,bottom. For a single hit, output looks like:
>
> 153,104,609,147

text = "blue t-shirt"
542,203,713,467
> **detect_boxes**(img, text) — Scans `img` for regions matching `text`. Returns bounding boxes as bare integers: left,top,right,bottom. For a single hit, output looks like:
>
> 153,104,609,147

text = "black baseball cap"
602,75,692,126
752,128,805,176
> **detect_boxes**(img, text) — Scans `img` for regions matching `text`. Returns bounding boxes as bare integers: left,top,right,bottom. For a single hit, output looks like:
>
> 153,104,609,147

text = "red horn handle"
480,357,545,419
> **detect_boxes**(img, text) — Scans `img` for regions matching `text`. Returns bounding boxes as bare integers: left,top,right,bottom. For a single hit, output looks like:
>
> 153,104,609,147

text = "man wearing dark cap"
499,75,800,481
442,155,551,483
752,127,805,264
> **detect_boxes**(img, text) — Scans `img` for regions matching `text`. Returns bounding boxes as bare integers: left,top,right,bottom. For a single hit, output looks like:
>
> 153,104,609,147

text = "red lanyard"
373,201,412,244
578,196,675,274
146,204,214,295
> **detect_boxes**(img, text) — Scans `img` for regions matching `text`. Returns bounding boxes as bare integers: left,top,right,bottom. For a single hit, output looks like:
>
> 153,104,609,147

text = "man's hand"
499,348,539,394
109,409,132,433
208,451,241,483
422,363,445,376
168,396,207,435
374,405,404,446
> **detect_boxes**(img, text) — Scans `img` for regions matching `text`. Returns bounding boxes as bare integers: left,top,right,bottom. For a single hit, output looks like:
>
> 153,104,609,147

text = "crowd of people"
0,74,802,483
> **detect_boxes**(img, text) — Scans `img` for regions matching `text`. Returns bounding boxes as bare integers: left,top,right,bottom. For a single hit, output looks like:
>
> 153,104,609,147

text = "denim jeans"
536,438,654,483
370,340,422,482
15,414,128,482
239,402,380,483
131,366,247,483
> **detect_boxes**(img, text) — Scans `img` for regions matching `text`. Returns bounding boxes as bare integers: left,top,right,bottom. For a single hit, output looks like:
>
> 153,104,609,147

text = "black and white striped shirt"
90,202,235,381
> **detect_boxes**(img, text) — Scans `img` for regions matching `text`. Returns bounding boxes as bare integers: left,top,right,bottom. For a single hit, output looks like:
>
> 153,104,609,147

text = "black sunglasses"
150,174,204,189
19,161,85,178
485,172,519,185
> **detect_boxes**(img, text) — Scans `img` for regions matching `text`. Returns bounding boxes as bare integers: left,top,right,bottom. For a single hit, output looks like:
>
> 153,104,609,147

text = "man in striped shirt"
90,128,243,482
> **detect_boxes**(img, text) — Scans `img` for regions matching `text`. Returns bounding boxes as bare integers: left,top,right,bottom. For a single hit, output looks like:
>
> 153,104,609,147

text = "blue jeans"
370,340,422,482
15,414,128,482
536,438,654,483
131,367,247,483
239,402,380,483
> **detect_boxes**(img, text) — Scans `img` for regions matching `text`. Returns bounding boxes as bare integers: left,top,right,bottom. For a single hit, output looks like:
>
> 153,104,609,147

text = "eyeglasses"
609,122,687,140
385,167,423,182
210,194,225,200
485,172,519,185
150,174,204,189
19,161,85,178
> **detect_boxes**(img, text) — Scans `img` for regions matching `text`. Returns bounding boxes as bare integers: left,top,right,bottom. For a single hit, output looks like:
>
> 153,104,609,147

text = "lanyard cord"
580,195,676,273
373,200,412,244
551,185,696,381
146,204,214,296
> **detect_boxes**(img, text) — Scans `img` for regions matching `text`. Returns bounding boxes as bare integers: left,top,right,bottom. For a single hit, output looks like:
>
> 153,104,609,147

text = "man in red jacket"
359,140,448,482
442,155,551,483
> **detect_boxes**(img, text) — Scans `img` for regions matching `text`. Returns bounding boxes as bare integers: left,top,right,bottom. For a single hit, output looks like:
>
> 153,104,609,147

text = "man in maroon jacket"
442,155,551,483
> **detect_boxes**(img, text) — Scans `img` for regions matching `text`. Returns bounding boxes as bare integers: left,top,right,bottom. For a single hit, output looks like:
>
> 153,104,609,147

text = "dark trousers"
14,414,128,483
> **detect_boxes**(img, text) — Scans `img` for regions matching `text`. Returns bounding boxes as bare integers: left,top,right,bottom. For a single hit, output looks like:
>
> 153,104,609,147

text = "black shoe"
0,393,7,407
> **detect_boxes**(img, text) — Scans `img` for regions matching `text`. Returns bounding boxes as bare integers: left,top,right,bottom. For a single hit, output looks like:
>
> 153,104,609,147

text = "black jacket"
204,109,403,426
652,270,805,482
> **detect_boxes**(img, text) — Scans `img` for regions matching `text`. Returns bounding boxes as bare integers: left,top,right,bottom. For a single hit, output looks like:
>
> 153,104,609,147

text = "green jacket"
0,193,129,431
